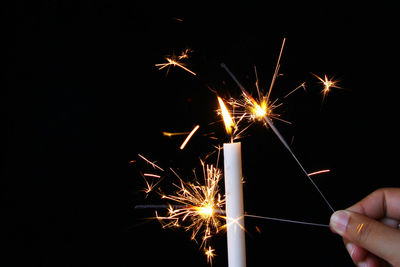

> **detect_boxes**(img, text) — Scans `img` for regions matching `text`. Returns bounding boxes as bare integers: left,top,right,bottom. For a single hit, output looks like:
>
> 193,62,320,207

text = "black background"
7,1,399,266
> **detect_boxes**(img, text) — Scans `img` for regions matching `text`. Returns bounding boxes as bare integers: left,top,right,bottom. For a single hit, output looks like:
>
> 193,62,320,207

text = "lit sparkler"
220,39,335,213
155,48,197,76
136,153,226,262
219,39,291,141
153,162,225,262
157,164,224,242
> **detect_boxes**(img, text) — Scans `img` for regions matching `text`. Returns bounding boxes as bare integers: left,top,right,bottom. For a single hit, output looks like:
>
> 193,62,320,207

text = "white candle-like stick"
223,142,246,267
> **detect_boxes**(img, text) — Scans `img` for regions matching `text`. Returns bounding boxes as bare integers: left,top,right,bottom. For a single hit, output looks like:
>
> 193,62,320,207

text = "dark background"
7,1,399,266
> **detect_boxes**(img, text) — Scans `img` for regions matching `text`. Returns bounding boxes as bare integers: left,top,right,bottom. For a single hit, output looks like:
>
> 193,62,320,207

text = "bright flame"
246,94,268,120
254,100,267,118
217,96,235,135
196,204,214,218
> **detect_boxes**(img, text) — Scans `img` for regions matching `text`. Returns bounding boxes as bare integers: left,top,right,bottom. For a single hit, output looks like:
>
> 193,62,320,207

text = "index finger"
347,188,400,220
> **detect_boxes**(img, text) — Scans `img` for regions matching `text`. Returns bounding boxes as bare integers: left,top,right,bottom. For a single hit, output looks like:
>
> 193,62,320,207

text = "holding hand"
330,188,400,266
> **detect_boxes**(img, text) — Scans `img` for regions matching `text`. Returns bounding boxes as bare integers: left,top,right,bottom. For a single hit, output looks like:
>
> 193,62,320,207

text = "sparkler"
149,160,225,264
155,48,197,76
220,38,335,213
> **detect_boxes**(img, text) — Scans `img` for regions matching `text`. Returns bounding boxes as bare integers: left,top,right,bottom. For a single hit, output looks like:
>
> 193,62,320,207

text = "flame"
217,96,235,135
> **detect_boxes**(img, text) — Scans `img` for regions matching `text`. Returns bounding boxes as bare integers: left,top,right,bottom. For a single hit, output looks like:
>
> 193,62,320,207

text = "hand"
329,188,400,267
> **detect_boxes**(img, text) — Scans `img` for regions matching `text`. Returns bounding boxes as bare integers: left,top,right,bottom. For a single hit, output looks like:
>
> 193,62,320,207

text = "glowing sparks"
180,125,200,150
220,38,291,137
217,96,235,136
162,131,190,137
284,82,307,98
140,172,163,196
156,164,225,253
312,73,340,99
137,154,164,172
155,49,196,76
221,40,335,212
308,169,330,176
137,37,341,265
204,246,216,265
143,173,161,178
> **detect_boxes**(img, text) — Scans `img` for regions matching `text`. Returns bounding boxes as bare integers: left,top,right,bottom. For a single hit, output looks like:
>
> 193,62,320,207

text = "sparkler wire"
245,214,329,228
263,117,335,213
135,205,329,227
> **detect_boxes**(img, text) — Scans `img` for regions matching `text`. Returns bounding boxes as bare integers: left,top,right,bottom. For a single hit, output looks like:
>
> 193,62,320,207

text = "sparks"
162,131,190,137
180,125,200,150
140,172,163,196
220,38,291,133
221,39,335,213
204,246,216,265
311,73,340,100
156,163,225,251
308,169,330,176
138,154,164,172
155,49,196,76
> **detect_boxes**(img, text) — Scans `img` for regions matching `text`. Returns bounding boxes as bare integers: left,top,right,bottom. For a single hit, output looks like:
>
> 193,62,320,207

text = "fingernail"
346,242,355,258
330,210,350,235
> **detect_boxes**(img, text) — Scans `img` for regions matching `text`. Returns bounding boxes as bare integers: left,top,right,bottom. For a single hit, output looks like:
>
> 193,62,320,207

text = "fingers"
343,240,389,267
330,210,400,266
343,240,367,262
347,188,400,220
380,217,400,229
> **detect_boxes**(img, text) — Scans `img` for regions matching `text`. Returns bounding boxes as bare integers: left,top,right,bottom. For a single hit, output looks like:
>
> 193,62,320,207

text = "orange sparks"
308,169,330,176
204,246,216,265
140,172,163,195
138,154,164,172
155,164,225,254
143,173,161,178
180,125,200,150
162,131,190,137
155,49,196,76
312,73,340,99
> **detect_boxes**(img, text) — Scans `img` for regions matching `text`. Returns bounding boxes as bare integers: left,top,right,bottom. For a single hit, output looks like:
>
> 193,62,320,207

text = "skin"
329,188,400,267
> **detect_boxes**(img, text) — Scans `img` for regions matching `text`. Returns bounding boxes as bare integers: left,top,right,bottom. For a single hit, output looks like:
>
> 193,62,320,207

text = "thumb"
330,210,400,266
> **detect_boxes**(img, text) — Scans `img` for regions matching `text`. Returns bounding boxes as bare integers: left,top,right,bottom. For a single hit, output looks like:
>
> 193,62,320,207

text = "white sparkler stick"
223,142,246,267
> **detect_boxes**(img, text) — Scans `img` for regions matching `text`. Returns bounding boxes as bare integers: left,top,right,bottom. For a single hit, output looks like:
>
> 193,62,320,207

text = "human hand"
329,188,400,266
